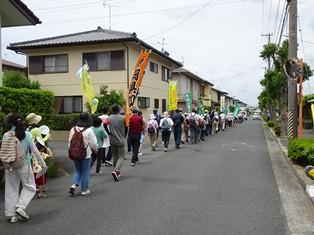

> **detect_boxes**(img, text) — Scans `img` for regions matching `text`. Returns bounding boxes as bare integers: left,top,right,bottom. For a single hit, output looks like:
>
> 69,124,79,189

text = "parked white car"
253,113,261,120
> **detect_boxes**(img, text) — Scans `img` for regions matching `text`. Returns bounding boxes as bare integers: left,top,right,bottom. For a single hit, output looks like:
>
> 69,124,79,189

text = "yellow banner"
168,80,178,111
78,64,98,114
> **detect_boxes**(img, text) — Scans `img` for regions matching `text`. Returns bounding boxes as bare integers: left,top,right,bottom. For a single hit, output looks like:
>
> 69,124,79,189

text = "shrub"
0,87,54,117
41,114,80,130
0,112,5,139
267,120,275,127
288,138,314,165
3,71,40,89
88,85,125,113
303,120,313,130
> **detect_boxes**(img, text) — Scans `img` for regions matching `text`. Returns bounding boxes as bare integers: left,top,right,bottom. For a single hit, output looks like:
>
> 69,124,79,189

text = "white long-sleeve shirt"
159,117,174,131
68,126,98,159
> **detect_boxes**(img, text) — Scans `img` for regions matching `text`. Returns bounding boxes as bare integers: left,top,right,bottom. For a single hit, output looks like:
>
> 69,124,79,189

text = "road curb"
265,125,314,203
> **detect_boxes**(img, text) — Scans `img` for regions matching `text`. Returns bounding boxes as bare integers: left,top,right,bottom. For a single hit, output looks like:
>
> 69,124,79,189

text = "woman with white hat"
159,112,174,152
147,114,159,151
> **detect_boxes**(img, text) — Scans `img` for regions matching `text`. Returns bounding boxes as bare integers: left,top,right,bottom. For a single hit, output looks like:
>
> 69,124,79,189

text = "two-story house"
8,27,182,118
172,67,213,112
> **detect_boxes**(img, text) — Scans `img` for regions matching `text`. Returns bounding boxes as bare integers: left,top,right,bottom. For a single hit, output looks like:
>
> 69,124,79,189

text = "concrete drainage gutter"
266,125,314,203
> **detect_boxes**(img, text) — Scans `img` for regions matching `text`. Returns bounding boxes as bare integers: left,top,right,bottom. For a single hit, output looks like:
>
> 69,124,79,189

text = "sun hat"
26,113,42,125
36,136,46,147
39,125,50,135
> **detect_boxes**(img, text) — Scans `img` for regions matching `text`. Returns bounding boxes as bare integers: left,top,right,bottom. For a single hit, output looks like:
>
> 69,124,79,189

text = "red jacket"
129,114,144,134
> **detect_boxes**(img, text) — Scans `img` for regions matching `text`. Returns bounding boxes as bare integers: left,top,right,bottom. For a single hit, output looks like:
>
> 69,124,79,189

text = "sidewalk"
268,126,314,202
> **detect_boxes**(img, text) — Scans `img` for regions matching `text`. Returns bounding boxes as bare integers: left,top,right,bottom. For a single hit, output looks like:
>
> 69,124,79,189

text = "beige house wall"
204,85,212,107
211,90,219,104
26,42,179,119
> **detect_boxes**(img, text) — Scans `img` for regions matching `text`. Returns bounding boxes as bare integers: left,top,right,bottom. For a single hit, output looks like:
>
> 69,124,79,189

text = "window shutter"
82,53,96,71
29,56,43,74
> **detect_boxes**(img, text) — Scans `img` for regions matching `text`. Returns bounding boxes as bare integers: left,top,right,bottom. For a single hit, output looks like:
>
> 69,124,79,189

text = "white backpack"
0,131,25,170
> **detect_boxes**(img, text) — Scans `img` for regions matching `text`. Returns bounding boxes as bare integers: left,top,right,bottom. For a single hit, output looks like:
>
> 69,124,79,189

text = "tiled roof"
8,27,135,49
173,67,213,86
7,27,182,67
2,59,26,69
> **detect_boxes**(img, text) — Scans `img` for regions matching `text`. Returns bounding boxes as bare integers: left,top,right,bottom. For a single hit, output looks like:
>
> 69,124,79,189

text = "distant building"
2,59,27,74
8,27,182,118
172,67,213,112
0,0,40,85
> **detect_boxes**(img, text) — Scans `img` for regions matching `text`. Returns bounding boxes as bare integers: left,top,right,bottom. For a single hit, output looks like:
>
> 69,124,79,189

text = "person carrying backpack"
147,114,158,151
159,112,174,152
172,109,184,149
90,117,108,176
1,113,46,223
68,113,97,196
188,111,198,144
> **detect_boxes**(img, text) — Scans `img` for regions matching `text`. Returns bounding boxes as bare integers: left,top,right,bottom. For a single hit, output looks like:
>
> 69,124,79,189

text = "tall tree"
259,40,312,135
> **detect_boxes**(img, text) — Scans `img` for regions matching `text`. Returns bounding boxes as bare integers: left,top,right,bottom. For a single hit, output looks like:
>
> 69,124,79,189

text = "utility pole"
103,0,116,30
262,33,273,71
287,0,298,139
157,37,167,53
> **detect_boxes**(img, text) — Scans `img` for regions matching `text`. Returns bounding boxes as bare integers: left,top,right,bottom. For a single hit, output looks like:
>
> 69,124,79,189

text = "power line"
214,64,263,82
298,16,312,94
43,3,207,23
276,1,289,46
143,0,218,40
272,0,281,39
43,0,244,25
33,0,102,11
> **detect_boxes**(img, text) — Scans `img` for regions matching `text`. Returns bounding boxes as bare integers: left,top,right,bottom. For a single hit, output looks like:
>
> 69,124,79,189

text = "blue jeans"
73,158,91,191
190,126,197,143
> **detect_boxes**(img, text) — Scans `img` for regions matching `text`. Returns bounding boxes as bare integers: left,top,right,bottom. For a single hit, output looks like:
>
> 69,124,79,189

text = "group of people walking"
0,104,240,223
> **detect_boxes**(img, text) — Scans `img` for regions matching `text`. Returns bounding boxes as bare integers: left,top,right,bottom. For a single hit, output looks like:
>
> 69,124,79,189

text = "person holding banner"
128,108,144,166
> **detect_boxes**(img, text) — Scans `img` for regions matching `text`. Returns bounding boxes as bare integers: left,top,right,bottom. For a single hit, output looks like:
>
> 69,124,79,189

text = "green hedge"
0,112,4,139
0,87,54,116
267,120,275,127
303,120,313,130
41,114,80,130
288,138,314,165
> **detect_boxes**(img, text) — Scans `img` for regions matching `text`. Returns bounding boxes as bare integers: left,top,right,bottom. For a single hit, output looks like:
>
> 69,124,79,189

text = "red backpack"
68,127,87,160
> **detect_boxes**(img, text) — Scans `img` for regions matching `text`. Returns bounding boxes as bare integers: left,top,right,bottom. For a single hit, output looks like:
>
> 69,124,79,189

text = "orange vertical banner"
125,50,151,126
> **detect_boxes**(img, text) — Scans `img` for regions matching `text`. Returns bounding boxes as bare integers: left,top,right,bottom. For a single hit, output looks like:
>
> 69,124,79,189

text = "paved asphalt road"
0,120,290,234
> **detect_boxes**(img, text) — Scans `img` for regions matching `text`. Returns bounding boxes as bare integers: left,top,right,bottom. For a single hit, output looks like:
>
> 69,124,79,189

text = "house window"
138,97,150,108
29,54,68,74
82,50,125,71
150,62,158,73
154,99,159,109
162,66,171,82
162,99,166,112
54,96,82,114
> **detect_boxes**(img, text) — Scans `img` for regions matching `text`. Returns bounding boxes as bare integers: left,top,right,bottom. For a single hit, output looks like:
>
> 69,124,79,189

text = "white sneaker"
164,148,168,152
81,189,91,196
10,215,22,223
15,208,29,220
138,152,143,156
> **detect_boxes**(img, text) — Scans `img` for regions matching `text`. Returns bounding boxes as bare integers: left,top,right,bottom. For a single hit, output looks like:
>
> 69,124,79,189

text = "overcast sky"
2,0,314,106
